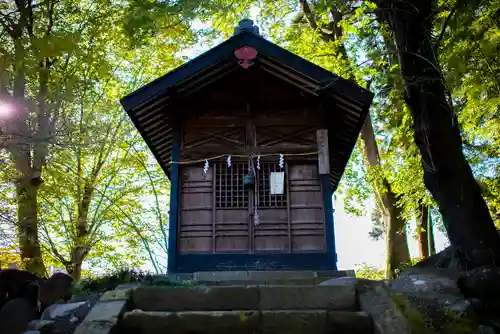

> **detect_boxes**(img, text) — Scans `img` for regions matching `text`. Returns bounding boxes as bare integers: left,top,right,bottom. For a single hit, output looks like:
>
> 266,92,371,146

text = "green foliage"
355,263,385,280
0,0,215,275
369,206,385,241
438,0,500,226
2,0,498,276
0,247,21,268
73,269,192,294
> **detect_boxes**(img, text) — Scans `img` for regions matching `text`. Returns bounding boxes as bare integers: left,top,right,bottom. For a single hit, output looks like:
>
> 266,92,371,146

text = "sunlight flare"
0,101,14,117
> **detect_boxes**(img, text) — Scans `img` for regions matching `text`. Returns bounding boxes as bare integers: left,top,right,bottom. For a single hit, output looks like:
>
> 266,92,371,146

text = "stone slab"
132,286,260,312
197,277,346,286
196,278,317,286
120,310,362,334
259,285,356,311
100,288,134,301
357,280,412,334
327,311,373,334
191,270,354,282
73,300,128,334
319,276,363,287
132,284,356,312
119,310,260,334
261,310,328,334
318,270,356,277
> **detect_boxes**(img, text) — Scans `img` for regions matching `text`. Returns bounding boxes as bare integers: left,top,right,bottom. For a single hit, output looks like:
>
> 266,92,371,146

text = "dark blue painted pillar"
319,99,337,270
167,125,181,274
321,175,337,269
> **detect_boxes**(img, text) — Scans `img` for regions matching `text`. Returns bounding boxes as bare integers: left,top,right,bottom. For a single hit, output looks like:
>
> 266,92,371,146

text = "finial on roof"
234,19,260,36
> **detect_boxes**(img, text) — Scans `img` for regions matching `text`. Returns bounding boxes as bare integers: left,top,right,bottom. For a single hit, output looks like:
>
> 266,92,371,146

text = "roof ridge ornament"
234,19,260,36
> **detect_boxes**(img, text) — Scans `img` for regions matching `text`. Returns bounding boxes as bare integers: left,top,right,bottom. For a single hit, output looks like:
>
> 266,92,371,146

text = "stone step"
131,284,356,312
171,270,355,283
187,277,332,286
118,310,373,334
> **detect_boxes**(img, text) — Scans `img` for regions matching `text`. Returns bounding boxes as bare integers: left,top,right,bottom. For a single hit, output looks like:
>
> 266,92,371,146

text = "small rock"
27,320,55,330
458,266,500,300
476,325,496,334
390,268,461,296
41,301,87,319
445,298,480,317
0,298,38,334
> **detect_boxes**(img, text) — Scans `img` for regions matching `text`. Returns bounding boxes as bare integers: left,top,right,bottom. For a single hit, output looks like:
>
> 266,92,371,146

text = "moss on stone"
390,292,478,334
441,307,477,334
391,292,429,334
100,288,134,301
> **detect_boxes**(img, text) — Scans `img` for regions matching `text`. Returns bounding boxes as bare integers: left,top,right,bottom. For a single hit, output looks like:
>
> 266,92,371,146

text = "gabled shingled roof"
120,27,373,192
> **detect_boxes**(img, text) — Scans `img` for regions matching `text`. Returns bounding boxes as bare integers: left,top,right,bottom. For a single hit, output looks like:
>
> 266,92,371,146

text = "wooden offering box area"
121,20,373,274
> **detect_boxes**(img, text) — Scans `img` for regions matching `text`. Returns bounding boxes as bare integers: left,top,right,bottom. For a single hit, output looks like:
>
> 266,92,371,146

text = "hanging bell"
243,171,255,188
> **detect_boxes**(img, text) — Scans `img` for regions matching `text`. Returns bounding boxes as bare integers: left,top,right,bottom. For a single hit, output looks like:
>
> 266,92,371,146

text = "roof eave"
120,32,373,113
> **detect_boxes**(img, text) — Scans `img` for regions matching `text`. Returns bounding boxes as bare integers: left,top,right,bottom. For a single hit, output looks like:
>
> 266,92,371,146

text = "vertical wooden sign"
316,129,330,175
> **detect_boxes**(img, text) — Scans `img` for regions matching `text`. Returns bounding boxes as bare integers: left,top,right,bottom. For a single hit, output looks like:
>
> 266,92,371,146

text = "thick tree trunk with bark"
376,0,500,269
360,114,410,278
299,0,410,278
15,178,45,275
2,1,60,276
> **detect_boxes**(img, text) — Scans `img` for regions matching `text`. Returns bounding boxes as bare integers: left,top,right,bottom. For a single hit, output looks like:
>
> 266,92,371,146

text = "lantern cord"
169,151,318,165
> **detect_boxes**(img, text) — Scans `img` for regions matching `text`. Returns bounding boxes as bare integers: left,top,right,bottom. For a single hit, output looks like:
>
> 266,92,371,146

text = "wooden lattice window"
215,162,249,208
258,163,288,208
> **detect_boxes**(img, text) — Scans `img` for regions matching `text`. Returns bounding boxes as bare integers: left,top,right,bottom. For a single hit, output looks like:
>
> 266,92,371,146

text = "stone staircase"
38,269,490,334
112,270,374,334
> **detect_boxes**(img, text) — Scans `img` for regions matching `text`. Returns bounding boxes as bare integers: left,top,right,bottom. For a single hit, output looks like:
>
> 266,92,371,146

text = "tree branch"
130,142,168,245
434,2,458,53
299,0,335,42
40,220,70,266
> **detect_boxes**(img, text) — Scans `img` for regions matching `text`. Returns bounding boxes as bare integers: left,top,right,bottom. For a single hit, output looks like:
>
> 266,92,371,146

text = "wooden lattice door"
213,162,251,253
253,162,289,252
213,161,289,254
179,161,326,254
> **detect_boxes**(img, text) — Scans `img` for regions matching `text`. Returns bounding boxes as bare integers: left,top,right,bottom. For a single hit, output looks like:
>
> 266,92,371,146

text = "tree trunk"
298,0,411,278
65,258,83,281
376,0,500,269
428,210,436,256
67,181,94,281
360,114,410,278
15,178,46,276
7,20,46,276
384,201,411,278
417,204,430,259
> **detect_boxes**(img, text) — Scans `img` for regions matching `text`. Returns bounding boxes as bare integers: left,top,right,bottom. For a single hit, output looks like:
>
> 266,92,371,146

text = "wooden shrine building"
121,20,373,274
